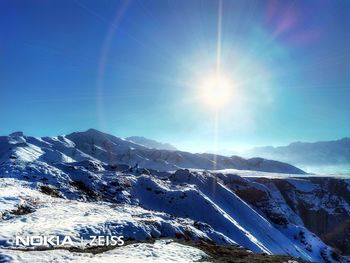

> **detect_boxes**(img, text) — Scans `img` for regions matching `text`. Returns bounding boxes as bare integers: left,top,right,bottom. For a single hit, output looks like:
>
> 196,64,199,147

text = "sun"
198,72,233,109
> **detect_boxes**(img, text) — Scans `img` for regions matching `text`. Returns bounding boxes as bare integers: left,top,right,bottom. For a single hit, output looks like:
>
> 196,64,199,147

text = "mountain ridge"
125,136,177,151
1,128,306,174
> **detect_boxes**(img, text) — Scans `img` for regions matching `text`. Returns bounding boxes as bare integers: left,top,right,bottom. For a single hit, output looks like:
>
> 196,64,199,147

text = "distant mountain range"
244,137,350,166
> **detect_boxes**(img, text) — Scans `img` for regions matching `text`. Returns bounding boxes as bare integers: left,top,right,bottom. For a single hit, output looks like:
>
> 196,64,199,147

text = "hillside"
0,130,348,262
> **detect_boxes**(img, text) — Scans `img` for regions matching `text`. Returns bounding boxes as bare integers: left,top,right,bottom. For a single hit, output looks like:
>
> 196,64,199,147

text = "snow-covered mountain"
62,129,307,173
125,136,178,151
244,138,350,167
0,129,306,174
0,129,349,262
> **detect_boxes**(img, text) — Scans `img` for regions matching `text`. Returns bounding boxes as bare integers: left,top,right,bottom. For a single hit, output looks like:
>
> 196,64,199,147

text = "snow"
0,169,345,263
1,240,208,263
0,179,227,250
286,178,319,192
0,179,211,262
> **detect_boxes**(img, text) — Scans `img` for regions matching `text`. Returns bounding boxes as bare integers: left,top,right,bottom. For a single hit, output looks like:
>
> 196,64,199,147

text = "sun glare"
199,72,233,109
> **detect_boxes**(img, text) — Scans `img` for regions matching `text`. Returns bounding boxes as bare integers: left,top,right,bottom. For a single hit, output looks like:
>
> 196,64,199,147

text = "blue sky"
1,0,350,152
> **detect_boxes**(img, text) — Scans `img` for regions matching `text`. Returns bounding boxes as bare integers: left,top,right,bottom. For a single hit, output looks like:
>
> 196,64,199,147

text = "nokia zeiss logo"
15,235,125,247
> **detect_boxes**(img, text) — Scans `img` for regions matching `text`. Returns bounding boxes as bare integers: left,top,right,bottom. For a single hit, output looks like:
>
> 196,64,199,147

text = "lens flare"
198,72,233,109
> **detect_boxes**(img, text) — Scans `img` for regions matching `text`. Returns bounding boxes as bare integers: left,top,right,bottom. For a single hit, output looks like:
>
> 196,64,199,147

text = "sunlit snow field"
207,167,350,179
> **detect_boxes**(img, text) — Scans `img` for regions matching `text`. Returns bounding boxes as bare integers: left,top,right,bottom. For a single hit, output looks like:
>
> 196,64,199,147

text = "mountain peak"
85,128,105,135
67,128,110,139
10,131,24,137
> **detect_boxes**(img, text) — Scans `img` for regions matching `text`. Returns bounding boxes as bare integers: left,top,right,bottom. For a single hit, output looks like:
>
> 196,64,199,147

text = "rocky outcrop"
227,176,350,256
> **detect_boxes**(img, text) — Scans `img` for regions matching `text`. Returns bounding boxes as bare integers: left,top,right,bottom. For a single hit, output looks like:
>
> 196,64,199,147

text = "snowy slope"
1,239,208,263
0,179,228,249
